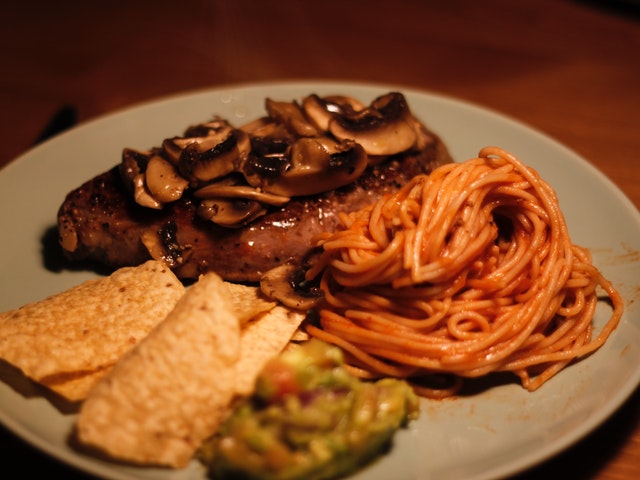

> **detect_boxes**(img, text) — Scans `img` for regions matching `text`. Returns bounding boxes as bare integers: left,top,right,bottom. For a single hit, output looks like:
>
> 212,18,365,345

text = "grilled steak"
57,92,453,282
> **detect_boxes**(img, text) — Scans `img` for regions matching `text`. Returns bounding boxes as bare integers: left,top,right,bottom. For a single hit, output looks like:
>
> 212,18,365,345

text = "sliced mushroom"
177,127,251,184
119,148,150,196
242,136,291,186
161,138,184,165
246,136,368,197
239,116,292,140
132,173,162,209
145,154,190,203
140,221,191,268
324,95,366,111
410,116,436,152
119,148,173,208
328,92,417,156
197,198,267,228
260,264,323,310
265,98,318,137
185,119,233,137
162,119,233,165
301,94,365,131
194,183,290,207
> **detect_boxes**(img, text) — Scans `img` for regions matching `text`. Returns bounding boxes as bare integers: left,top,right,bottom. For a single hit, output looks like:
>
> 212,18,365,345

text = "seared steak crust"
57,138,452,282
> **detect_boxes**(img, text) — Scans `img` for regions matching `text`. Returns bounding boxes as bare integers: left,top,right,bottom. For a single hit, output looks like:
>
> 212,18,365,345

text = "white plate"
1,81,639,480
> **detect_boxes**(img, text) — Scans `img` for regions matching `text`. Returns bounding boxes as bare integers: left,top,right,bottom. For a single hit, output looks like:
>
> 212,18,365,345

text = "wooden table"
1,1,638,478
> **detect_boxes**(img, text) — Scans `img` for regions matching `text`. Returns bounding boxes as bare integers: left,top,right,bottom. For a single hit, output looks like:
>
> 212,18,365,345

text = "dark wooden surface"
1,1,638,478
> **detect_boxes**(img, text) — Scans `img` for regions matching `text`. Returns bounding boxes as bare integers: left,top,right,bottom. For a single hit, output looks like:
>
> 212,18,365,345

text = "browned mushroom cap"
161,137,185,165
132,173,162,209
265,98,319,137
260,264,323,310
118,148,164,209
242,136,368,197
119,148,148,193
145,154,189,203
197,198,267,228
175,126,251,184
140,221,192,269
328,92,417,156
241,135,290,185
239,116,292,141
301,94,365,132
162,119,229,164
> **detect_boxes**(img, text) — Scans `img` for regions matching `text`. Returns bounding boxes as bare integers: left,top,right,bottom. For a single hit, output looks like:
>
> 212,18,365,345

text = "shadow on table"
577,0,640,19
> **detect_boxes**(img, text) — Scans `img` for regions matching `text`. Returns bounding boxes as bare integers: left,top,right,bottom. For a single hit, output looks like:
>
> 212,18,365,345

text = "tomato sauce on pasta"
305,147,623,398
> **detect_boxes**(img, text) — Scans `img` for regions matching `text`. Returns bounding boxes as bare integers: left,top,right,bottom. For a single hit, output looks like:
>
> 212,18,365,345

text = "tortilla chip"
235,306,306,396
41,368,110,402
223,281,277,324
75,272,241,468
0,260,184,401
291,328,310,342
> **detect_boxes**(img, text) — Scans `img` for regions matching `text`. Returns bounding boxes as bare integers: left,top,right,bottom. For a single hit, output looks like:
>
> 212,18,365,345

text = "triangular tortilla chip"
75,272,241,468
223,281,277,325
0,260,184,401
235,306,306,396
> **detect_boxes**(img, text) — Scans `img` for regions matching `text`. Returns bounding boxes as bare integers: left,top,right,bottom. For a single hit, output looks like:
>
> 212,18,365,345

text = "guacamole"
200,339,420,480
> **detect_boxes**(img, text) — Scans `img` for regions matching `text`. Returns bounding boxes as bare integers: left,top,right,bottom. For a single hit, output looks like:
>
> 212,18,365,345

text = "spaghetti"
305,147,623,398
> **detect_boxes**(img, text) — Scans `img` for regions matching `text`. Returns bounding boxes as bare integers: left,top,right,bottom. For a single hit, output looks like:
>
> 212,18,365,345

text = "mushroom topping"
301,94,365,131
119,149,189,208
132,173,162,209
161,137,185,165
328,92,417,156
177,127,251,184
144,154,189,203
162,119,231,164
242,136,368,197
260,264,323,310
193,178,288,226
140,221,191,269
197,198,267,228
239,116,292,140
242,135,290,181
265,98,318,137
411,116,436,152
194,183,290,207
119,148,148,194
116,92,428,228
119,148,163,208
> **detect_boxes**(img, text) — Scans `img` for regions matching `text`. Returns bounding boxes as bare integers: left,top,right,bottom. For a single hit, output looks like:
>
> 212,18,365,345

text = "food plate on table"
1,81,639,480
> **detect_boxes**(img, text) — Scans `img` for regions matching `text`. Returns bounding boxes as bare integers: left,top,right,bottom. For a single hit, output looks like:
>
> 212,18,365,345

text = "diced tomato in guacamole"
200,339,420,480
